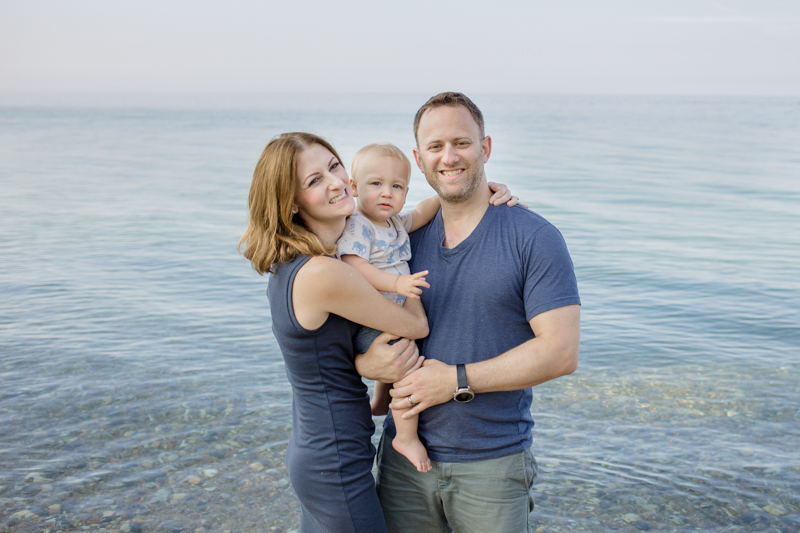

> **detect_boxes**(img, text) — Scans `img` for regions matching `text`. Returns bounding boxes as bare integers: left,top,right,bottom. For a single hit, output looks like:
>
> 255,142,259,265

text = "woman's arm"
340,254,429,299
292,255,429,339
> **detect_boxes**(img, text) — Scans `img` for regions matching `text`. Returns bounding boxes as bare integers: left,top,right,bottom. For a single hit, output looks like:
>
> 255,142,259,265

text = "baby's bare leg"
371,381,392,416
392,398,431,473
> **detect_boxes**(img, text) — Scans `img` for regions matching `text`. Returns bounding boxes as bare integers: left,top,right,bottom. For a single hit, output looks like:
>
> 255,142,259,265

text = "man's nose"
441,144,459,165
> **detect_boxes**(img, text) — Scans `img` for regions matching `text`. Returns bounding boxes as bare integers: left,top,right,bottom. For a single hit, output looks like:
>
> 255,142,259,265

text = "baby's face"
352,153,410,226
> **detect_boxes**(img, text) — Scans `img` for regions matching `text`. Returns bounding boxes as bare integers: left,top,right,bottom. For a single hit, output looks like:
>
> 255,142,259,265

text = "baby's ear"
350,178,359,197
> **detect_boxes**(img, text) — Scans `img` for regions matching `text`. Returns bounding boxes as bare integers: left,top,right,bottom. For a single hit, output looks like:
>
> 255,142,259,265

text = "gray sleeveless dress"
267,255,387,533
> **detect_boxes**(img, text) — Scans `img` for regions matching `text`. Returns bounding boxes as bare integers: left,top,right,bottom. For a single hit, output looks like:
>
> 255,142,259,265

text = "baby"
336,142,516,473
336,143,437,472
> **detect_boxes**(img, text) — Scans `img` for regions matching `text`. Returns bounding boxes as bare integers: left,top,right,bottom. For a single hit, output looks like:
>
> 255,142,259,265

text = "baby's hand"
488,181,527,208
395,270,430,300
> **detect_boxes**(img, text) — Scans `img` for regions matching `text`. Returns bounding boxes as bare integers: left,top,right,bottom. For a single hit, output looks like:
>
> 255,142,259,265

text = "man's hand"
388,359,456,418
394,271,430,300
354,333,423,383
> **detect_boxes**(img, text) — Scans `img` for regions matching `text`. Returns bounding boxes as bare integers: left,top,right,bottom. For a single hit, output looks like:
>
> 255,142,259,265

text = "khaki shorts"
376,433,538,533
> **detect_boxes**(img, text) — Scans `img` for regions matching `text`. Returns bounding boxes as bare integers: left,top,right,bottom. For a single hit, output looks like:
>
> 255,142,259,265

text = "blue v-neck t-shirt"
384,204,581,463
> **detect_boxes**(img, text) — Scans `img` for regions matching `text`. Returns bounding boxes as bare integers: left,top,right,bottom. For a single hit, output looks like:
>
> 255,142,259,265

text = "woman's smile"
329,190,349,204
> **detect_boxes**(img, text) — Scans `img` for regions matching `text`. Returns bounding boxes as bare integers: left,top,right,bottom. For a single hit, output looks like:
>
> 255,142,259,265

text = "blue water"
1,93,798,532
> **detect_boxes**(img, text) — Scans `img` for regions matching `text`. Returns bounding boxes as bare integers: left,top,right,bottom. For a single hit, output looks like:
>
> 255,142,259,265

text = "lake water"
1,93,798,533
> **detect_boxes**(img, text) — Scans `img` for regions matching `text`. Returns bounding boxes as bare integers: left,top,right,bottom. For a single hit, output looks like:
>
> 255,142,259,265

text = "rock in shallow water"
161,519,187,532
621,513,641,523
10,509,38,523
25,472,52,483
740,512,758,524
764,503,787,516
121,521,145,533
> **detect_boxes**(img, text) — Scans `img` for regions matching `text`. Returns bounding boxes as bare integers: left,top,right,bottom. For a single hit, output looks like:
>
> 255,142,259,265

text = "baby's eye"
371,181,381,186
392,184,403,189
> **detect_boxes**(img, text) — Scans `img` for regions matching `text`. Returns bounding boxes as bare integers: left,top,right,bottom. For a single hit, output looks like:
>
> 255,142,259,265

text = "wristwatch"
453,364,475,403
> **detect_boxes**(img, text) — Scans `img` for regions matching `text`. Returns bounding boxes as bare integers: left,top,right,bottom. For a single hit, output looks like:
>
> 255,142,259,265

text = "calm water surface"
1,94,798,532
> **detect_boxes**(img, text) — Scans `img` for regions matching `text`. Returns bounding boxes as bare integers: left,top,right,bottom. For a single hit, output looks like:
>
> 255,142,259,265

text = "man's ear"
412,148,425,173
350,178,359,197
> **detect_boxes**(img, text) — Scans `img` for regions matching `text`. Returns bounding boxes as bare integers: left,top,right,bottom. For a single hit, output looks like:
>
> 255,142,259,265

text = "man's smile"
440,169,464,178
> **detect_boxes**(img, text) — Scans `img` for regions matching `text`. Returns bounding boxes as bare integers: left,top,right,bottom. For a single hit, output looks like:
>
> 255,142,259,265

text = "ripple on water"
2,95,799,532
528,365,800,531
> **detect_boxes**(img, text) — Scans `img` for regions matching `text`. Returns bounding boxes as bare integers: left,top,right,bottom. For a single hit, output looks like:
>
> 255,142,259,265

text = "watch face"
454,390,475,403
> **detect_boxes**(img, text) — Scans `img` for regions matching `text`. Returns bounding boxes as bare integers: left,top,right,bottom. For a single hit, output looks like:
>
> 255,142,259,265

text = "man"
375,92,581,533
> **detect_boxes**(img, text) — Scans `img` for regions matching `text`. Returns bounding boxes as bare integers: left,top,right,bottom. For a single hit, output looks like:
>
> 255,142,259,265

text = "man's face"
413,105,491,204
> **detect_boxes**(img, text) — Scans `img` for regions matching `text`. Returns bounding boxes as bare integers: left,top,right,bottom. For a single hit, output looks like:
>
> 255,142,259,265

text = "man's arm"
388,304,580,417
354,296,428,383
408,183,523,233
355,334,424,383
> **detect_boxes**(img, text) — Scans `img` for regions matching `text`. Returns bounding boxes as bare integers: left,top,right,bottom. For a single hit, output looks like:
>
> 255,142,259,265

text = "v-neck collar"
436,204,499,260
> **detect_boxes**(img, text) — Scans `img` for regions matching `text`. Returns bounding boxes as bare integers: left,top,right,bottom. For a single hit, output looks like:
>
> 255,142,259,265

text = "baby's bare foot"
393,436,431,473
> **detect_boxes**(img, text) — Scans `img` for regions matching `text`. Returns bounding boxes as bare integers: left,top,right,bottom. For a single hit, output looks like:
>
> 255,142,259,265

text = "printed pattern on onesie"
336,211,414,305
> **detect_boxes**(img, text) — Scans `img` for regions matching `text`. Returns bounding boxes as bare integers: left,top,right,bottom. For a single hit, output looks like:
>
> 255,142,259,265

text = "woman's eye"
330,162,340,170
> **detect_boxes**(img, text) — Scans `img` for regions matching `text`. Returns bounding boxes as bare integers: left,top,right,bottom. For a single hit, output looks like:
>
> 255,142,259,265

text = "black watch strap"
457,364,468,389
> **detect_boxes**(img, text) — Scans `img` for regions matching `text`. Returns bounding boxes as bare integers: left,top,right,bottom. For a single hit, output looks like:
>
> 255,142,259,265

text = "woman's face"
294,143,355,229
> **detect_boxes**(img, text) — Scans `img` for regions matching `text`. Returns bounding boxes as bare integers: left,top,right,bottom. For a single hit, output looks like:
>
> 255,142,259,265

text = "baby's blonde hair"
351,143,411,183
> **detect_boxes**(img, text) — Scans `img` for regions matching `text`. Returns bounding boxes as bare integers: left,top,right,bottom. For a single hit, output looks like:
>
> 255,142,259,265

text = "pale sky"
1,0,799,95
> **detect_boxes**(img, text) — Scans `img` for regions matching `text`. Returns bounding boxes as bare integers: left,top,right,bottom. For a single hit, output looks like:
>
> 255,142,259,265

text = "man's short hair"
413,92,485,143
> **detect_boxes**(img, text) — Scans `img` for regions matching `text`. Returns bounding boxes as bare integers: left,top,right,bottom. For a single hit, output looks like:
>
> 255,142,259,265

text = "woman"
239,133,427,532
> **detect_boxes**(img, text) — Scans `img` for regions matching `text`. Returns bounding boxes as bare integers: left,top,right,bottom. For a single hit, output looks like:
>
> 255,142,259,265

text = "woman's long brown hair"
239,132,343,275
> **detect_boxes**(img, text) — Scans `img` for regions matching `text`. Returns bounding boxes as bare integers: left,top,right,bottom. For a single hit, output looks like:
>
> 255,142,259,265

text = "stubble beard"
425,156,485,204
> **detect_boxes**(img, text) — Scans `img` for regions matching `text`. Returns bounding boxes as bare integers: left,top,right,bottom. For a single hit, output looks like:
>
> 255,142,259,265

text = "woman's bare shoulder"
297,255,348,278
294,255,362,294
